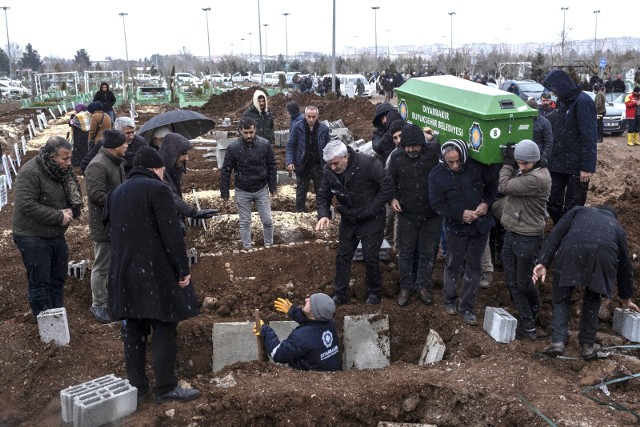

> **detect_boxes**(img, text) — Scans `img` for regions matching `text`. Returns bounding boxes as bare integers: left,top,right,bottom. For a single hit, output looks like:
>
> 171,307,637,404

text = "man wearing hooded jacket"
542,69,597,225
429,139,499,325
242,89,275,144
384,123,441,307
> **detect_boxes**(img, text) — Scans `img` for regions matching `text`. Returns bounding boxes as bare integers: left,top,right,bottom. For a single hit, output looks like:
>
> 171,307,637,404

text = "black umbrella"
138,109,215,142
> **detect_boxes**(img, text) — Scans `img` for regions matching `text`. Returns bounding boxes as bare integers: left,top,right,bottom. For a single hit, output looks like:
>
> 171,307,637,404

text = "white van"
325,74,371,98
174,72,202,86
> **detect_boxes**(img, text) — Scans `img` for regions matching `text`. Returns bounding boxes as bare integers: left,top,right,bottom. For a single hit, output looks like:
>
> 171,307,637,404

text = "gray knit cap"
514,139,540,163
309,293,335,321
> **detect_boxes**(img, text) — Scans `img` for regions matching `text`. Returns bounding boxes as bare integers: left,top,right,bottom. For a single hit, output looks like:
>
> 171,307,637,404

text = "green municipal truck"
394,75,538,164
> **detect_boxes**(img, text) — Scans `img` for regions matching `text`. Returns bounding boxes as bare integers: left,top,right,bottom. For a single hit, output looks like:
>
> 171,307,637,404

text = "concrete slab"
419,329,445,364
343,314,390,370
483,307,516,344
37,307,70,346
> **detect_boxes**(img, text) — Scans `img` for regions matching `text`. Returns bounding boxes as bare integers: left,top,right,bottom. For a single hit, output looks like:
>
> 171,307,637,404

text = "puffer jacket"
220,135,277,198
384,141,440,220
428,139,498,236
532,114,554,161
371,103,396,147
285,119,330,174
84,147,125,242
316,146,393,229
372,109,402,165
242,90,275,143
542,69,597,175
624,92,640,119
496,160,551,236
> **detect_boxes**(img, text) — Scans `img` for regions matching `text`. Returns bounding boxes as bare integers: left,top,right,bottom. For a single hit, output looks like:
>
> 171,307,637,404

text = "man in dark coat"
286,101,304,131
93,81,116,124
429,139,499,325
371,103,402,165
612,74,626,93
221,117,277,249
254,294,340,371
533,206,639,359
84,129,127,324
538,92,558,130
106,146,200,404
242,89,275,143
12,137,83,319
316,140,393,306
384,123,441,307
542,69,597,225
525,98,554,161
285,105,330,212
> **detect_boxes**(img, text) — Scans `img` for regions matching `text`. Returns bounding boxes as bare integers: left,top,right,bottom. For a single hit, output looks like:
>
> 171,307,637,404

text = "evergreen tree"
74,49,91,71
19,43,43,72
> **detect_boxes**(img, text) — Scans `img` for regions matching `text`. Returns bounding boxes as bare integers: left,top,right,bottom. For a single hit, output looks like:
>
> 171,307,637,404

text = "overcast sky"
2,0,633,62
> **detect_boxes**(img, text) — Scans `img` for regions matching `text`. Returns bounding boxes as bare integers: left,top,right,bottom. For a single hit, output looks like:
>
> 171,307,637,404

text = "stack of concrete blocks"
613,308,640,342
353,239,391,261
60,374,137,427
343,314,390,370
349,139,374,156
211,321,297,371
187,247,198,267
37,307,70,346
483,307,517,343
419,329,446,364
274,130,290,147
215,137,236,168
67,260,88,280
324,119,345,130
276,170,290,185
330,127,354,145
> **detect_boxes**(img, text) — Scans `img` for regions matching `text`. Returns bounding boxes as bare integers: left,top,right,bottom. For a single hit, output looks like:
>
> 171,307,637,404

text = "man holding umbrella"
138,110,216,149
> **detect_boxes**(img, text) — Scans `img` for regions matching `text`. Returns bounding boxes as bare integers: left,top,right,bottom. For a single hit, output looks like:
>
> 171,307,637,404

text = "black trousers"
548,172,588,225
442,231,488,313
397,214,442,291
551,285,601,346
124,318,178,395
295,165,323,212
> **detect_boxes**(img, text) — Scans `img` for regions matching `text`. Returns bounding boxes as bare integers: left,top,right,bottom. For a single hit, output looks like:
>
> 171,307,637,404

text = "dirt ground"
1,88,639,427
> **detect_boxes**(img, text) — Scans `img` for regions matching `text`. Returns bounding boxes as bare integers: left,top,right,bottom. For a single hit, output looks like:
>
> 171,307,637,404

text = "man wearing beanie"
285,105,330,212
159,133,217,231
106,145,201,403
253,293,340,371
494,140,551,340
286,101,303,130
85,129,128,323
384,123,441,307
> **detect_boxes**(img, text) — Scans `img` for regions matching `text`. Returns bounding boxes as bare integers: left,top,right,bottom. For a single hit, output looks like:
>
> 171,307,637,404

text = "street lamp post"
1,6,10,78
118,13,131,81
386,29,390,60
448,12,456,54
371,6,380,73
282,12,290,64
561,6,569,59
263,23,269,60
241,38,245,56
593,10,600,57
248,32,253,63
202,7,213,75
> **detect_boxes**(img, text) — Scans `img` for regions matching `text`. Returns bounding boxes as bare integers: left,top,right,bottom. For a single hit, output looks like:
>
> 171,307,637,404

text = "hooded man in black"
542,69,597,225
93,81,116,124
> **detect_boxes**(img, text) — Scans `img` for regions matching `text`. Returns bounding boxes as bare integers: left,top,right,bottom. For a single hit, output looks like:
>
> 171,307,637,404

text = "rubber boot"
635,132,640,146
628,133,634,146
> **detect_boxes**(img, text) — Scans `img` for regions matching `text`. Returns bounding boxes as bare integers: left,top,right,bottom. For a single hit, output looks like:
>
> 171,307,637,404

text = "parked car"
232,72,251,82
204,73,226,83
499,79,547,100
0,80,30,97
174,72,202,86
134,74,153,84
585,91,627,135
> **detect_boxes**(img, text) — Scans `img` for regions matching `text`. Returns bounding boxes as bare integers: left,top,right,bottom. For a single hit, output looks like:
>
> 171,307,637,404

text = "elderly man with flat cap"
253,293,340,371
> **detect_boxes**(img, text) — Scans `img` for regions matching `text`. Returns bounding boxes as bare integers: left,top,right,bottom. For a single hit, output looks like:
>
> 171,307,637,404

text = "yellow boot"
635,133,640,146
628,133,634,146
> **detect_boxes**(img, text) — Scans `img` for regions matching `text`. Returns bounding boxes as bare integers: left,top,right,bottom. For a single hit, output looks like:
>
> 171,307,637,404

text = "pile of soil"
0,92,639,426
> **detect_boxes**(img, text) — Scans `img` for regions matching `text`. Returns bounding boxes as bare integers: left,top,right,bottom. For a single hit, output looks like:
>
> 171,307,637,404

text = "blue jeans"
13,234,68,319
234,185,274,249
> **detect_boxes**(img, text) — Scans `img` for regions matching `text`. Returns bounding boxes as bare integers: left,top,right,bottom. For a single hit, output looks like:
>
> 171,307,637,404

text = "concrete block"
419,329,445,364
215,137,236,168
274,130,290,147
187,247,198,266
212,322,259,371
266,321,298,362
60,374,121,422
613,308,640,342
353,141,374,156
277,170,290,185
343,314,390,370
324,119,345,129
37,307,70,346
483,307,516,343
353,239,391,261
73,379,137,427
330,127,354,144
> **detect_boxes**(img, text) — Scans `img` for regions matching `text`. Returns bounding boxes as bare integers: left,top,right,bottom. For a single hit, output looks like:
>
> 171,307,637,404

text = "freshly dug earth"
0,89,639,427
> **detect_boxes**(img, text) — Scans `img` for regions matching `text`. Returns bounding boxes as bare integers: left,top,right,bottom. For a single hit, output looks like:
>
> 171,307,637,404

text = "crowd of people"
10,70,640,402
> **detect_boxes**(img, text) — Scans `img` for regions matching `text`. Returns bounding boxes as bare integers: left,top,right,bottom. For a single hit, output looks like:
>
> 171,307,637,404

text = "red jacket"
624,93,640,119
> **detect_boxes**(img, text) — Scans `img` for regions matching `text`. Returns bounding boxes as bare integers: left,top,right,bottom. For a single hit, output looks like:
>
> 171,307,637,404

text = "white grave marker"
0,175,7,211
48,109,56,120
14,143,21,167
21,136,27,154
57,105,63,116
1,155,12,189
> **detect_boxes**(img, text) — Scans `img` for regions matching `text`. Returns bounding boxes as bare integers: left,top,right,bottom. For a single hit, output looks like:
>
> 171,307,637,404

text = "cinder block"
73,379,137,427
60,374,121,422
343,314,390,370
187,248,198,266
613,308,640,342
274,130,290,147
483,307,516,343
353,239,391,261
266,321,298,362
419,329,445,365
215,137,236,167
330,127,354,144
277,171,289,185
37,307,70,346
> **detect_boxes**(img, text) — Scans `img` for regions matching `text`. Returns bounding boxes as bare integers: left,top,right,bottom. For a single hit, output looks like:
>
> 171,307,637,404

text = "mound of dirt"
0,94,639,426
